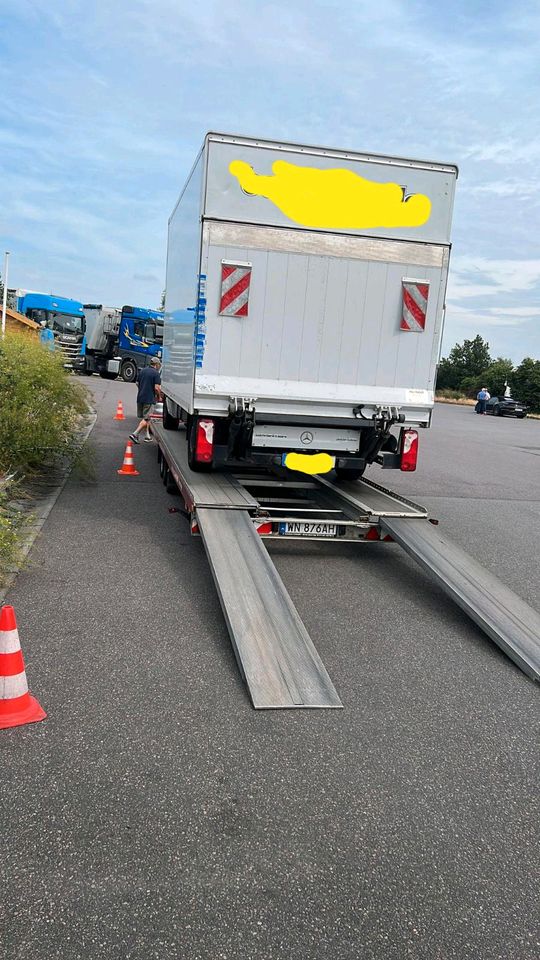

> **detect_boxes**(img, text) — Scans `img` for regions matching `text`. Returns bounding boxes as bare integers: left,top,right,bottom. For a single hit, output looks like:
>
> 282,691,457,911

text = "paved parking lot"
1,380,539,960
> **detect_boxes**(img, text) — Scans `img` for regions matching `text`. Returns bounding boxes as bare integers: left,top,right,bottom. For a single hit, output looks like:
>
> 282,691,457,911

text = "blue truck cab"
17,292,86,370
119,306,163,358
115,306,163,381
82,304,164,382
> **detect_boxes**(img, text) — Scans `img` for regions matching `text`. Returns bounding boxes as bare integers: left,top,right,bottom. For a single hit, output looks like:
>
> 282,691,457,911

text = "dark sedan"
485,396,528,418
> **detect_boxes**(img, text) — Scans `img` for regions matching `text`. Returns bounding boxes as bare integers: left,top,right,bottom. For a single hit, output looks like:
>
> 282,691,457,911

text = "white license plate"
279,522,337,537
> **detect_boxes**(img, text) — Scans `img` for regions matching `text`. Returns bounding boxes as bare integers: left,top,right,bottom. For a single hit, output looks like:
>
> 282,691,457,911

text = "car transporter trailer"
152,421,540,709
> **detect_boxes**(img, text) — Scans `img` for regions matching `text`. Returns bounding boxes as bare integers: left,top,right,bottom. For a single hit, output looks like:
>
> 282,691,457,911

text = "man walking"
129,358,161,443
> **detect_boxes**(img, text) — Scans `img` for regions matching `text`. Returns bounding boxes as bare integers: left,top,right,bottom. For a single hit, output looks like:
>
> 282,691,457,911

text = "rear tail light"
255,521,273,536
195,419,214,463
365,526,380,541
399,429,418,472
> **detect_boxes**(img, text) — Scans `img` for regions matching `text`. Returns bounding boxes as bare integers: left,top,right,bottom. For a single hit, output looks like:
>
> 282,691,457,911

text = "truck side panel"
162,149,205,413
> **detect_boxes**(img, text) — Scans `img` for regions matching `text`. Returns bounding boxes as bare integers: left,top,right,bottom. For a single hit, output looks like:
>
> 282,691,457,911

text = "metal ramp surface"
153,422,258,510
196,507,343,708
381,517,540,682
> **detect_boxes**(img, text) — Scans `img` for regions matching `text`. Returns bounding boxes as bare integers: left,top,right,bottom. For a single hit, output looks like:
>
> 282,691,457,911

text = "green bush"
0,332,88,474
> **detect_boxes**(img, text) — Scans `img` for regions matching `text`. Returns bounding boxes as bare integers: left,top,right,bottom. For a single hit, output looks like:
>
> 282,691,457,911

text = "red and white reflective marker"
220,261,252,317
401,279,429,332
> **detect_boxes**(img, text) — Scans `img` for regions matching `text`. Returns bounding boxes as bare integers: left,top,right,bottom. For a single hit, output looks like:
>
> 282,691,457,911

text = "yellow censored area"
229,159,431,229
283,452,336,475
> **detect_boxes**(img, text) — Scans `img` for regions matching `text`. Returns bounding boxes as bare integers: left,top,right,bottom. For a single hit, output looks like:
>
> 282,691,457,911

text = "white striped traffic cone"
0,605,46,730
117,440,139,476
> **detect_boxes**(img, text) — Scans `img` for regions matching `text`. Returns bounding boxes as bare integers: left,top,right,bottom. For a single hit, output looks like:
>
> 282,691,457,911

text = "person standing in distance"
129,358,162,443
476,386,490,415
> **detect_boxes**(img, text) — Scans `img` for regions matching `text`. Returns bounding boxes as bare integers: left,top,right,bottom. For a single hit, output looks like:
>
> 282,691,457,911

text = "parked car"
485,396,528,418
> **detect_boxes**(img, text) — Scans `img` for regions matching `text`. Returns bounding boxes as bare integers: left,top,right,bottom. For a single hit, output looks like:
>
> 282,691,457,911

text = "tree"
436,335,492,391
512,358,540,412
480,358,515,398
159,289,166,311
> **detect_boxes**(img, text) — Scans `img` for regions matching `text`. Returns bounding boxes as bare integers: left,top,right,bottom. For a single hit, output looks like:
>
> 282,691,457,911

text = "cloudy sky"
1,0,539,362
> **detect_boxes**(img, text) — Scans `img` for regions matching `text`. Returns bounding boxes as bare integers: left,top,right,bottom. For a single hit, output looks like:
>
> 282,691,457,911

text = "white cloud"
448,258,540,299
464,138,540,164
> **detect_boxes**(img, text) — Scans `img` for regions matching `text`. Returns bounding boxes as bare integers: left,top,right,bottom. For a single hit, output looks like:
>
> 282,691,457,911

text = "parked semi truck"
161,133,457,477
16,291,86,369
83,304,164,381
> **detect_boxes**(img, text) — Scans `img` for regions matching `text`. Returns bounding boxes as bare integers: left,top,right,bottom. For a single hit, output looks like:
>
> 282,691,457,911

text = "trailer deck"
152,421,540,706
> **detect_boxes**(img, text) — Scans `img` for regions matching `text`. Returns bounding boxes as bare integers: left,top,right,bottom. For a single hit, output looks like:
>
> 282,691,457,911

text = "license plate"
279,521,337,537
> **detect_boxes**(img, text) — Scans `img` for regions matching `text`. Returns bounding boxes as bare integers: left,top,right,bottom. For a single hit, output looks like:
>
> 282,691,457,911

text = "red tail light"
365,526,380,541
255,521,273,536
400,429,418,472
195,419,214,463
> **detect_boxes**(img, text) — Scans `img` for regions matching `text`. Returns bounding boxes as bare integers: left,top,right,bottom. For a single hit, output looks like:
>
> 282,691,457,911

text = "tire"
121,360,138,383
99,371,118,380
187,417,212,472
495,405,503,416
159,452,167,479
163,398,180,431
517,414,527,419
162,463,178,494
335,466,365,482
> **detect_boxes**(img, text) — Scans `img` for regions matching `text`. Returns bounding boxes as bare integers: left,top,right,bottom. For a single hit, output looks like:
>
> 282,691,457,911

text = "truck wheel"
99,371,118,380
163,399,180,431
121,360,138,383
162,463,178,494
335,466,365,482
159,452,167,479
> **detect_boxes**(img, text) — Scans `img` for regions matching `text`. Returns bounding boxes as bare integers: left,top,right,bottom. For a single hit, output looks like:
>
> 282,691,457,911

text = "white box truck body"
162,133,457,475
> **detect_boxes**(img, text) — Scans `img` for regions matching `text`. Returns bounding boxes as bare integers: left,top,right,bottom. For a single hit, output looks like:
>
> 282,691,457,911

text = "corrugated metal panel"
200,232,447,394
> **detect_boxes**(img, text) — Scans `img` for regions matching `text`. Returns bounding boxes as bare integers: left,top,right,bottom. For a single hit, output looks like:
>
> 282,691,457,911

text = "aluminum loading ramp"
381,518,540,682
196,508,342,708
153,421,539,697
153,422,342,708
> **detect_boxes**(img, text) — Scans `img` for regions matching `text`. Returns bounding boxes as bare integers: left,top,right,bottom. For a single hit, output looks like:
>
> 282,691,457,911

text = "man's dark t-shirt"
137,366,161,404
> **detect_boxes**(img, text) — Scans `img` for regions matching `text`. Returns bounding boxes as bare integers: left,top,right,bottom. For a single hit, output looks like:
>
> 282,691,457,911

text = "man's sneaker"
129,433,140,444
143,436,153,443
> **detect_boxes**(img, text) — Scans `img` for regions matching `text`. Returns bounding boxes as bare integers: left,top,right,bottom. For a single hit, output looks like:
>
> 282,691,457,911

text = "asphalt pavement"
1,380,539,960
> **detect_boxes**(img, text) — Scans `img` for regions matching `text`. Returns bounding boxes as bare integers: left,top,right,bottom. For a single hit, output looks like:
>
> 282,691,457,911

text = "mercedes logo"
300,431,313,445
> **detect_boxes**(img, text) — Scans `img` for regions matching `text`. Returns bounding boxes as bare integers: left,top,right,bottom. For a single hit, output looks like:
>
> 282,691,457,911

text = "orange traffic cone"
113,401,125,421
117,440,139,476
0,605,46,730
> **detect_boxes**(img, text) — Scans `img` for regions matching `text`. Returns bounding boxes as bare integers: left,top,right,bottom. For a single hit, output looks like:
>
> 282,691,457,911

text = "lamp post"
1,251,9,338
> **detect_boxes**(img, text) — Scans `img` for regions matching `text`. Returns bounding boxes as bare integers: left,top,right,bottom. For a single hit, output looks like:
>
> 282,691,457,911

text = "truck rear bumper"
191,375,433,425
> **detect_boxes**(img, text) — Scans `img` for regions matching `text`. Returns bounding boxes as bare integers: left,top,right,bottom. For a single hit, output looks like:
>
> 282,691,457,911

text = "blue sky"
1,0,539,362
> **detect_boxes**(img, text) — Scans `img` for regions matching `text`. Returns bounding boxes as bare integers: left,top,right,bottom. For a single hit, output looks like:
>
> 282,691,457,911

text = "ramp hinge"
353,404,405,423
229,396,257,415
